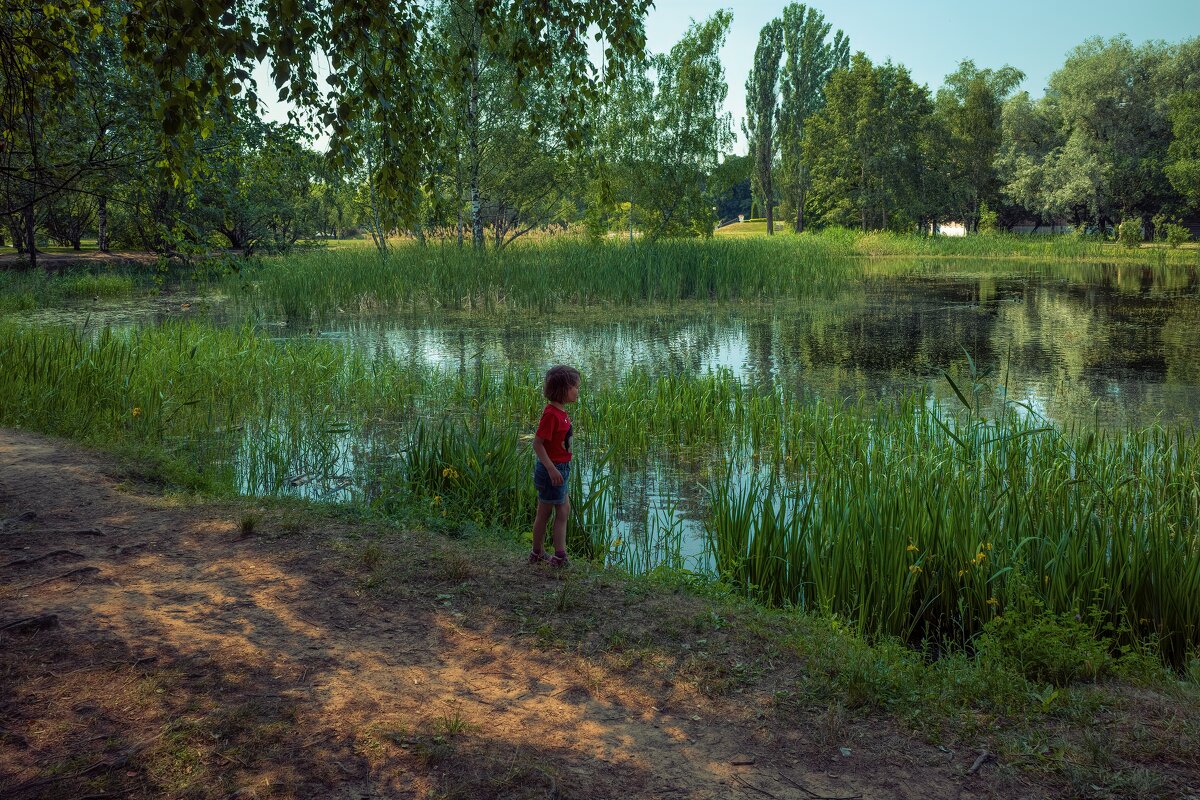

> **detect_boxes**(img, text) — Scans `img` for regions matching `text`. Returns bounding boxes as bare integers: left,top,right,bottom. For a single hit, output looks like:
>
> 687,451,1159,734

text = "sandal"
528,550,550,564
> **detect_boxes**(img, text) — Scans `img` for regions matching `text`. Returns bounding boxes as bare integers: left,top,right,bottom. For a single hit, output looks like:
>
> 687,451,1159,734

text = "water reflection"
290,263,1200,430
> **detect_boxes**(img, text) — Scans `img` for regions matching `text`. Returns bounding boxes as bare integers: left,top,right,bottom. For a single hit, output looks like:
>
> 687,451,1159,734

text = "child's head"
543,365,581,403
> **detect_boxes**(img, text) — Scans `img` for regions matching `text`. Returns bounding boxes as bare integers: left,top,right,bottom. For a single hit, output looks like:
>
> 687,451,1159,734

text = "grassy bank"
718,222,1200,261
1,320,1197,668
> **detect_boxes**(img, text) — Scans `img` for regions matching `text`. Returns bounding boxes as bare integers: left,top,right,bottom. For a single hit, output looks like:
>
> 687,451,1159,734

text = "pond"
15,258,1200,574
271,260,1200,430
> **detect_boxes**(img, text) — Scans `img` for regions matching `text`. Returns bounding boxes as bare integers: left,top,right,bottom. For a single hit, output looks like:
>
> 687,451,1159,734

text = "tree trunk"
467,38,483,249
860,162,868,232
8,216,24,254
795,187,805,234
629,188,634,243
24,204,37,269
98,196,108,252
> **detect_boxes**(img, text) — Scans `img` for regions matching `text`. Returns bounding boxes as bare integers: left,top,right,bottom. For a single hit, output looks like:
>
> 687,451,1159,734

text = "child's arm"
532,438,564,485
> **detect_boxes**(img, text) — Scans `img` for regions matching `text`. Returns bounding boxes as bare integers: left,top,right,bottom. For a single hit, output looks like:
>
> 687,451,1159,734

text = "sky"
256,0,1200,154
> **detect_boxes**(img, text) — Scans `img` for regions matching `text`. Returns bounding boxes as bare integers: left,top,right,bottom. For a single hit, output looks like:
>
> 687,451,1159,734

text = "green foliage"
600,12,734,240
191,110,320,255
804,54,934,231
226,238,853,317
1166,90,1200,211
935,60,1024,231
777,4,849,234
976,606,1111,687
1164,223,1192,248
1118,217,1143,247
744,19,784,233
978,203,999,234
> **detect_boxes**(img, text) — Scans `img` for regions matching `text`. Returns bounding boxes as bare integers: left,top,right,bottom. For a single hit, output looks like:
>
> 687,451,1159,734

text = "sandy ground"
0,427,1040,799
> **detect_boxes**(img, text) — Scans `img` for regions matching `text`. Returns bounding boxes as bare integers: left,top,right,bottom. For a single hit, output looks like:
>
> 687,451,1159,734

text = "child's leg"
532,501,554,553
551,497,570,555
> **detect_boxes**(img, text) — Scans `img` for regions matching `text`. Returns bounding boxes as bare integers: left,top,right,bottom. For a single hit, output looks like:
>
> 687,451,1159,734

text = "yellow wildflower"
441,467,460,479
611,538,623,548
986,597,999,607
431,495,442,505
957,569,967,578
906,543,918,552
131,407,142,417
908,564,922,575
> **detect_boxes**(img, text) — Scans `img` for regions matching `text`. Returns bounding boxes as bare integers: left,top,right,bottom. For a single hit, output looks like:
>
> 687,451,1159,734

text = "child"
530,365,580,567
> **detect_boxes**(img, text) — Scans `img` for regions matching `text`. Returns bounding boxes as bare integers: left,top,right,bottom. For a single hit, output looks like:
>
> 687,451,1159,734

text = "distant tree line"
3,1,1198,268
744,6,1200,238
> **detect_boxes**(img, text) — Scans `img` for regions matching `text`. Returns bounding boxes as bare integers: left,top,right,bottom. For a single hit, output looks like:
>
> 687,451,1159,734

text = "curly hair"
543,365,580,403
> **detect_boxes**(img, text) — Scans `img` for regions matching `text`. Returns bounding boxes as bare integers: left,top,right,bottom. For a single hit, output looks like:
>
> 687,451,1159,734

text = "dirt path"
0,428,1007,799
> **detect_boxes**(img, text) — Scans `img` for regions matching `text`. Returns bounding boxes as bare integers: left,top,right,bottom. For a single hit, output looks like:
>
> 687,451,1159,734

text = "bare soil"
0,428,1184,799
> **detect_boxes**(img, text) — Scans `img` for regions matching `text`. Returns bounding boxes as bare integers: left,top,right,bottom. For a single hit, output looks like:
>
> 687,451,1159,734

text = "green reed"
0,268,136,312
706,394,1200,665
223,238,856,320
1,319,1196,663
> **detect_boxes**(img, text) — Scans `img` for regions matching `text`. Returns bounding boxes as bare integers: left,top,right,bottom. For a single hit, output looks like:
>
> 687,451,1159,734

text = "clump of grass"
239,512,260,537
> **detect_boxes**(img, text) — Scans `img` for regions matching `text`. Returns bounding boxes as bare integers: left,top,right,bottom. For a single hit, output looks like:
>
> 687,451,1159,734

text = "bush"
1164,223,1191,249
976,606,1112,686
1117,218,1143,248
978,203,999,234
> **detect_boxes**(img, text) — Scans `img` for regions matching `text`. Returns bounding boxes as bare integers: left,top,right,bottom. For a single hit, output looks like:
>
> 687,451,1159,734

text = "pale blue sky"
256,1,1200,153
662,0,1200,152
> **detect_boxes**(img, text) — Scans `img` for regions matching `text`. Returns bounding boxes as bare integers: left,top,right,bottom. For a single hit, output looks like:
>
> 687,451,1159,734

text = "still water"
291,260,1200,430
20,258,1200,570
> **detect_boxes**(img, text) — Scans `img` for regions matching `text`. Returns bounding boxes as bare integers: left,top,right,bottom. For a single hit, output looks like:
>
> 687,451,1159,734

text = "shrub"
1164,223,1191,249
978,203,999,234
976,606,1112,686
1117,218,1143,248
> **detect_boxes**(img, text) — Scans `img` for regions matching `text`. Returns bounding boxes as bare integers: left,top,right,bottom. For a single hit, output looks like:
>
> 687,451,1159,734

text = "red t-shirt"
535,404,573,463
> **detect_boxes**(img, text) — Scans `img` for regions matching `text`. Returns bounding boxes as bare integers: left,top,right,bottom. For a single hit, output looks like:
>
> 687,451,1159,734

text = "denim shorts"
533,461,571,505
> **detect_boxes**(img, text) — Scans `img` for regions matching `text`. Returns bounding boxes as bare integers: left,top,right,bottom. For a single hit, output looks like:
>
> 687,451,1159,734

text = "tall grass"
223,232,1200,322
721,225,1200,264
1,319,1196,663
0,268,136,312
223,238,856,319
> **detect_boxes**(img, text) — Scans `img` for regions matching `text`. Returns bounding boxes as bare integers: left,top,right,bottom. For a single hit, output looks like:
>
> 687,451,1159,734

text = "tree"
1166,91,1200,212
429,0,591,249
935,60,1024,231
636,12,735,239
804,54,932,232
744,20,783,234
1,0,102,265
710,154,752,223
1042,37,1174,234
995,92,1066,225
777,3,848,233
192,113,319,255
